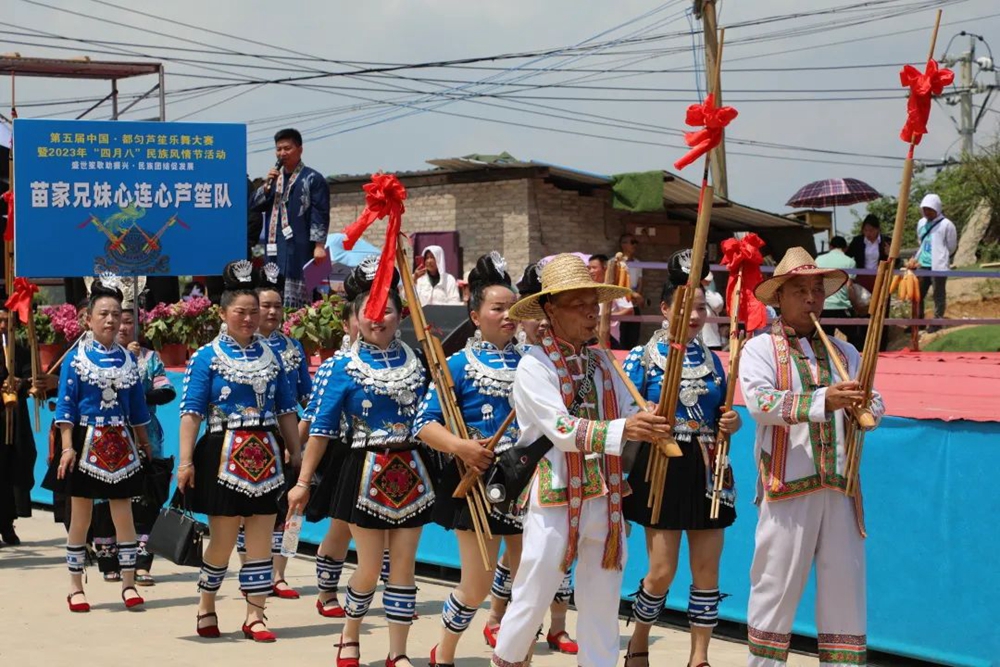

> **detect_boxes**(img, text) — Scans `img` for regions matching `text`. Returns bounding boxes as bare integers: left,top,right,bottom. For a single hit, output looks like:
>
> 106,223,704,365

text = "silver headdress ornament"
232,259,254,283
119,276,146,308
489,251,508,277
359,255,380,281
263,262,280,284
676,249,693,275
98,271,122,292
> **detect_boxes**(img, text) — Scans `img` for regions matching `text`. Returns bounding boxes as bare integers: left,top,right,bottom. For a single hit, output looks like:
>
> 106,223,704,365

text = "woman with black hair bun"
177,259,302,643
287,255,430,667
235,261,314,600
620,249,742,667
42,273,153,613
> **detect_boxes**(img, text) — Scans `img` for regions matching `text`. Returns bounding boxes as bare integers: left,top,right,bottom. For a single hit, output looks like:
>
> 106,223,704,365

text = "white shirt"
915,215,957,271
702,288,725,348
863,236,881,270
415,273,462,306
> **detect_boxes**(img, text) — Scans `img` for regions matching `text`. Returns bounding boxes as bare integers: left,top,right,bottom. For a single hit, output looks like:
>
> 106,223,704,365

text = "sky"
4,0,1000,234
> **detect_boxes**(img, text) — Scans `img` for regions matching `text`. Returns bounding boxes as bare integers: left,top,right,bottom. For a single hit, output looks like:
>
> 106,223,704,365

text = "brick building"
328,155,811,327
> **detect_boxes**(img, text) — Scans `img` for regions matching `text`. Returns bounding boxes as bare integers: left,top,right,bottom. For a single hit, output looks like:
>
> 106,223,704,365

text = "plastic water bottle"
280,511,303,558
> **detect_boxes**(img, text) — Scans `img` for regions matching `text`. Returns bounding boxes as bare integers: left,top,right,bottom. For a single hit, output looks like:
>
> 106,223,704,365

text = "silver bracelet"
177,462,194,470
294,481,310,490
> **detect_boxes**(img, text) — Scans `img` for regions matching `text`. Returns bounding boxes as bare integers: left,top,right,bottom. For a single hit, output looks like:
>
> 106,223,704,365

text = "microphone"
267,158,282,189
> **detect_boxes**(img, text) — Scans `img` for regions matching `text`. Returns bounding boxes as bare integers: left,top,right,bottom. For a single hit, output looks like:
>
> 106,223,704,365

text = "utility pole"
694,0,728,198
942,31,999,156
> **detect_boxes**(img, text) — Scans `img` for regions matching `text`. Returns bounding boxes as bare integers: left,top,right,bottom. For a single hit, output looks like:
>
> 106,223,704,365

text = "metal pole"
158,65,166,122
111,78,119,120
959,36,974,155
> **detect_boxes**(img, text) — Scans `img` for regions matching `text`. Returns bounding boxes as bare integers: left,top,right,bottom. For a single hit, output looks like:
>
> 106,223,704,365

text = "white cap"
920,193,942,215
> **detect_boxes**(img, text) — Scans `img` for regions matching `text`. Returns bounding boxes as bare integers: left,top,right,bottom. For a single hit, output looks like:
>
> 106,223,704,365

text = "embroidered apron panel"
218,430,284,497
79,425,141,484
357,450,435,524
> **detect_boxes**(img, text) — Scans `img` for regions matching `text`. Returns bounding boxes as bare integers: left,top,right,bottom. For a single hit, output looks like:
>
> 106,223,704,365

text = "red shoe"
196,612,221,639
483,623,500,648
429,645,454,667
385,654,412,667
316,596,346,618
335,637,360,667
242,619,277,643
67,591,90,613
121,586,145,610
546,630,579,654
272,579,300,599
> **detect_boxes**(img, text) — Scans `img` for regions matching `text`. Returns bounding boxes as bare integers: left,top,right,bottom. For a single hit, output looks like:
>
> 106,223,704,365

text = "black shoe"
0,526,20,546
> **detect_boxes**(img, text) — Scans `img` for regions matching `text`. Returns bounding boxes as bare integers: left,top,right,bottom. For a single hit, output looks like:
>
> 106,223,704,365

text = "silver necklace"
72,333,140,410
642,331,716,408
268,332,303,373
347,339,425,414
464,338,520,406
210,334,279,407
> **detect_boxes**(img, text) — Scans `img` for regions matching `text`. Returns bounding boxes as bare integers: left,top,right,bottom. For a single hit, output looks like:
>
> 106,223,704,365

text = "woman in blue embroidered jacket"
42,275,153,613
251,262,313,600
92,300,177,586
177,260,302,643
288,257,430,667
621,251,742,667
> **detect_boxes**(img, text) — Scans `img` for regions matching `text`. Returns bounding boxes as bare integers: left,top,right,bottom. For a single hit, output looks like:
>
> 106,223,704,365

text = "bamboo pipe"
453,409,516,499
809,314,876,429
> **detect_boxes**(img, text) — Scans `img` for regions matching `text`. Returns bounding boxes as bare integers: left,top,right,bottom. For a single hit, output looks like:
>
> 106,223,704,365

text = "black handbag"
146,491,206,567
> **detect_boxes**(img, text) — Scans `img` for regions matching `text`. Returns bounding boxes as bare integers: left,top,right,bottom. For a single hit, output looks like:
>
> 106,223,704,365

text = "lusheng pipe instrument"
647,30,729,524
809,313,877,428
453,409,516,500
394,236,494,570
843,11,945,497
710,272,742,519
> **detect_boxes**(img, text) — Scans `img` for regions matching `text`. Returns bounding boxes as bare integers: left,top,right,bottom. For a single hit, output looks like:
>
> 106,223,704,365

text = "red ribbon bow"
673,93,739,171
1,191,13,243
341,173,408,322
720,233,767,332
899,59,954,145
5,277,39,325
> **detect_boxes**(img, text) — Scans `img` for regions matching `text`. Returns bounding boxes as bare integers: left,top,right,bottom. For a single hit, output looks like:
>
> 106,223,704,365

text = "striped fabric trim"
238,558,274,595
66,544,88,574
818,633,867,665
491,561,513,601
344,585,376,619
383,584,417,625
441,592,477,634
198,561,228,594
491,655,527,667
316,555,344,592
117,541,138,571
748,626,791,662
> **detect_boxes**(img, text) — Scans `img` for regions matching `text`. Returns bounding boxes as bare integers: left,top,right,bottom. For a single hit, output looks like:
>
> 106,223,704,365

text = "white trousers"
492,493,627,667
747,489,867,667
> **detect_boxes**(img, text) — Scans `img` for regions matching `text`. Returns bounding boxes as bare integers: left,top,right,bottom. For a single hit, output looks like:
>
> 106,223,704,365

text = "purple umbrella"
786,178,881,209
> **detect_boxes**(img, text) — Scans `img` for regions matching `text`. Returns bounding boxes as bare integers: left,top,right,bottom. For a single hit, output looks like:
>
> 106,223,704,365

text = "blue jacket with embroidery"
309,340,427,450
180,334,297,433
55,339,150,428
262,331,312,405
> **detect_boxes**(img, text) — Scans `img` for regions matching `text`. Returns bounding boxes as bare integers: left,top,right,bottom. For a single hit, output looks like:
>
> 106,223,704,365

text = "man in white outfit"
907,193,957,332
491,254,672,667
739,248,885,667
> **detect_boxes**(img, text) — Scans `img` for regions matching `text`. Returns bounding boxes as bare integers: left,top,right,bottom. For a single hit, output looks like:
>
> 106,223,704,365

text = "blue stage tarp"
28,370,998,667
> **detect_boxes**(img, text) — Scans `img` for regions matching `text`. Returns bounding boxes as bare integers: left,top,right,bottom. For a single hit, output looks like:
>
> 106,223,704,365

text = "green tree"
851,134,1000,260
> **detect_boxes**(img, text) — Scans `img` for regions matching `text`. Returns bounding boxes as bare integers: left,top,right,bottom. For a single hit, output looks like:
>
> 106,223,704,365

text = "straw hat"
509,254,632,321
754,247,848,307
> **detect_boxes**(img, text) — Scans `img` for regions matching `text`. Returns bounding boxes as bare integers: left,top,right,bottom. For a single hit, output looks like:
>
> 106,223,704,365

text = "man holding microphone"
251,128,330,308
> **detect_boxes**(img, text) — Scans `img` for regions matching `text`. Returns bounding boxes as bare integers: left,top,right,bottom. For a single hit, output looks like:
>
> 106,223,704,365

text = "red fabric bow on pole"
341,173,408,322
1,191,13,243
720,233,767,332
673,93,739,171
899,59,954,145
5,277,38,325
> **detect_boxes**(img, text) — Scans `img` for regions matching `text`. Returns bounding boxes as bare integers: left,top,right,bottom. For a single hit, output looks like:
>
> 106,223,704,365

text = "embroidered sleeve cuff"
809,388,828,423
309,427,338,439
130,419,151,428
571,417,614,455
54,418,75,426
179,408,206,420
309,229,328,243
275,407,298,417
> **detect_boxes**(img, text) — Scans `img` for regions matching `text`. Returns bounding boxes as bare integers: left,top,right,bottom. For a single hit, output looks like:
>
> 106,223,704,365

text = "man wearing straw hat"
739,248,885,667
491,254,672,667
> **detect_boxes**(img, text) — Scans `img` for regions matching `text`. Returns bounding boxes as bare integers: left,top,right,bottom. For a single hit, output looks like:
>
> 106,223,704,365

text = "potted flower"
284,293,345,359
141,296,216,367
31,303,83,369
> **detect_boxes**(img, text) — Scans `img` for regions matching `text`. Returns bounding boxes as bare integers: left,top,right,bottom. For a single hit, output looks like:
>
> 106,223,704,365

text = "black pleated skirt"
624,439,736,531
330,447,435,530
42,425,144,500
186,430,283,518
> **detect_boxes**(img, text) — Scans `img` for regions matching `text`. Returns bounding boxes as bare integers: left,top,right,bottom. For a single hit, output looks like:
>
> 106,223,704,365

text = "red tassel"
341,174,407,322
899,59,953,145
5,277,38,325
673,94,738,171
720,233,767,332
2,191,13,243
